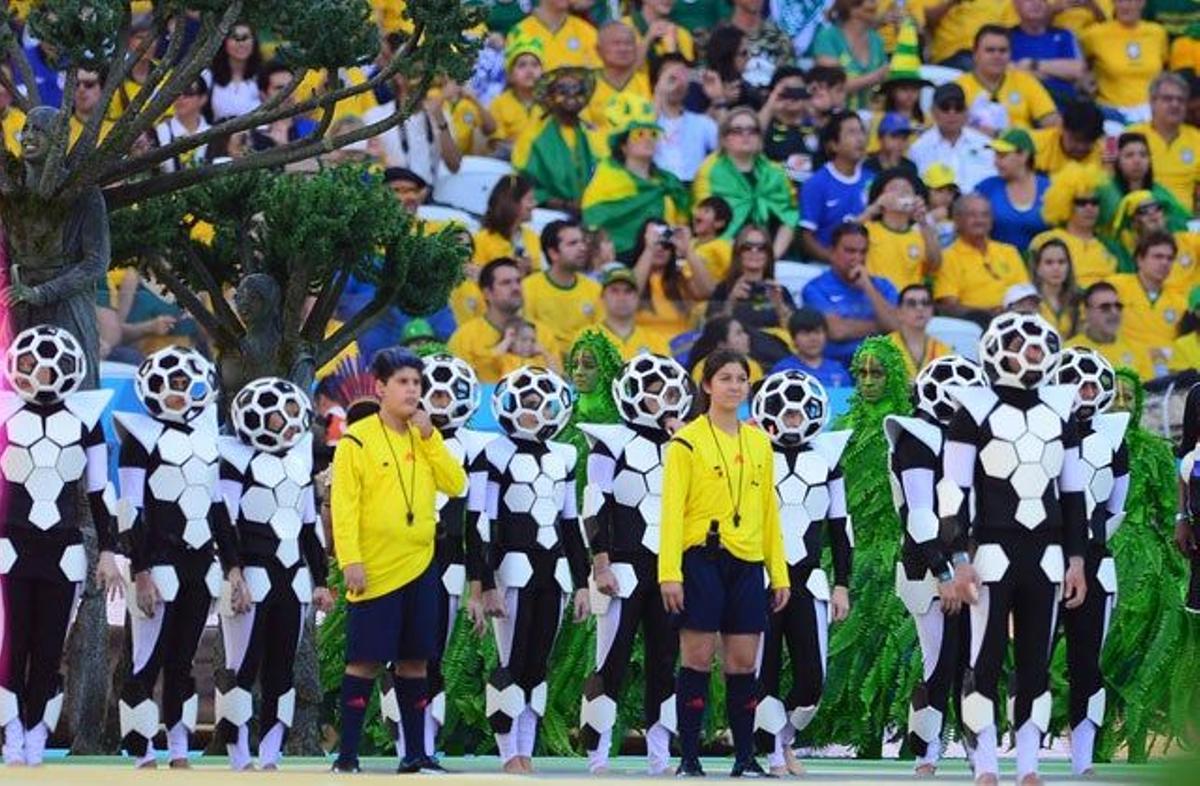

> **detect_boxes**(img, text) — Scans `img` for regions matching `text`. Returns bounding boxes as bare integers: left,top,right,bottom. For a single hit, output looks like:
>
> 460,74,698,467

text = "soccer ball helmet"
492,365,573,441
135,345,218,423
979,313,1060,389
752,370,828,446
1055,346,1115,420
4,325,86,404
914,355,986,423
420,353,480,431
612,353,693,429
231,377,313,452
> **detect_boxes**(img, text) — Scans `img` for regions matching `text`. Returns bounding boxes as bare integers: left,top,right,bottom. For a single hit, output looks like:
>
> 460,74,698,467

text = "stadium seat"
918,64,964,113
776,260,829,305
927,316,982,360
416,204,481,234
529,207,571,235
432,156,514,216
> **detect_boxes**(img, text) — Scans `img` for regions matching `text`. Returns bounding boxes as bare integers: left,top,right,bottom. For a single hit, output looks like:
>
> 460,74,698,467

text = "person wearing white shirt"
205,23,262,120
653,54,718,183
364,72,462,186
908,83,996,193
155,76,211,173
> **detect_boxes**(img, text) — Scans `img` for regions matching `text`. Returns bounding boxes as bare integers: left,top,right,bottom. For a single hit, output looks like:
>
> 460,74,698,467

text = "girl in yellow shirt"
473,174,543,272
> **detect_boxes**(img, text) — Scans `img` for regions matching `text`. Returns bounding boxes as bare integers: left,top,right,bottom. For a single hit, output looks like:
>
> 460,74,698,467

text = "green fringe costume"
813,337,914,756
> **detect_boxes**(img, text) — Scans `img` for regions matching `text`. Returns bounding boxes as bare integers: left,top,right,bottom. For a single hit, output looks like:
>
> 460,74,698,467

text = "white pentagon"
790,704,818,733
1081,433,1111,469
936,476,964,519
29,500,61,529
908,705,944,744
379,683,399,723
1014,433,1045,463
644,464,664,494
189,431,218,463
504,483,536,514
554,557,573,593
613,469,649,508
974,543,1010,583
531,498,558,528
641,524,660,553
272,479,302,511
1026,404,1061,441
430,691,446,727
148,464,186,502
773,455,790,485
277,688,297,727
181,456,212,486
243,566,272,602
270,507,303,540
980,440,1019,479
508,453,540,483
530,681,548,715
55,444,86,480
291,566,313,602
782,516,809,565
6,410,44,446
1096,556,1117,595
536,523,559,549
805,567,831,601
1039,544,1064,583
637,493,662,526
658,695,677,734
907,508,939,544
540,450,567,480
250,453,286,488
29,437,60,468
276,537,300,568
150,565,180,601
441,563,466,596
1105,511,1126,541
1,445,33,483
58,543,86,582
157,428,192,465
986,404,1026,440
282,451,309,485
177,485,211,520
119,697,160,741
961,691,995,734
1086,688,1106,727
754,695,788,735
777,474,807,506
1030,690,1052,733
581,694,618,733
42,691,63,732
532,473,555,498
1015,499,1046,529
1040,440,1065,475
1012,464,1050,499
793,452,828,485
44,410,81,447
0,685,17,726
215,685,254,727
496,552,533,589
240,486,276,523
205,561,223,598
803,484,831,520
1089,467,1114,504
625,436,660,472
26,467,63,502
182,519,212,549
0,538,15,574
895,563,938,616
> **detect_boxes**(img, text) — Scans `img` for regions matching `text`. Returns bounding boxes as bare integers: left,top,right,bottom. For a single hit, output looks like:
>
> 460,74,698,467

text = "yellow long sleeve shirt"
658,417,789,590
331,415,467,601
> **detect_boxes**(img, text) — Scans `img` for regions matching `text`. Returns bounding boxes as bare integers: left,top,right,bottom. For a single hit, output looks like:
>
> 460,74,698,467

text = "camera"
655,224,675,248
781,86,809,100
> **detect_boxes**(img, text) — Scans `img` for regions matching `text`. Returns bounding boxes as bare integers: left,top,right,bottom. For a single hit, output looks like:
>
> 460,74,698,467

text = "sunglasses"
77,79,101,90
551,82,586,97
229,31,254,42
1073,197,1100,207
1135,203,1163,216
628,127,660,143
1091,301,1124,312
727,125,761,137
739,241,769,252
901,298,933,308
936,101,965,112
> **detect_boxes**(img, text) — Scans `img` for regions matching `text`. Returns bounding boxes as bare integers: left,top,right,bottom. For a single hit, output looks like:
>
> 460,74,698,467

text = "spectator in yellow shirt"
1033,162,1116,286
1029,238,1082,337
522,219,603,350
920,0,1016,68
625,0,695,84
1069,281,1156,379
692,196,735,281
507,0,601,71
68,67,115,147
489,36,544,155
888,283,952,378
0,74,24,157
933,194,1031,324
1031,100,1105,174
864,169,941,292
582,22,652,135
1080,0,1168,122
589,266,671,360
1128,73,1200,212
473,174,543,273
1106,229,1188,377
956,26,1060,134
1170,286,1200,372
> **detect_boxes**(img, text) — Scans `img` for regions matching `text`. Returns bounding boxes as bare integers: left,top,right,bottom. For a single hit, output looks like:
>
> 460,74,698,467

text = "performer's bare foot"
521,756,534,773
1018,774,1044,786
974,773,997,786
770,765,789,776
1080,768,1096,778
261,763,278,771
914,763,936,777
168,758,190,769
503,758,524,774
784,748,806,776
136,759,157,770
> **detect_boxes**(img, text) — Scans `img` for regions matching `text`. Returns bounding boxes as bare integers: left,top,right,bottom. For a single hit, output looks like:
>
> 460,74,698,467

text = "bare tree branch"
178,237,245,337
0,66,31,113
316,296,390,370
6,31,40,107
71,8,148,170
37,68,76,198
300,266,350,342
145,254,241,350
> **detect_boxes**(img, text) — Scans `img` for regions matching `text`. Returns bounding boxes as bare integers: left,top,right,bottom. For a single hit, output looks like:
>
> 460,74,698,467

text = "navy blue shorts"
346,562,441,664
680,547,769,634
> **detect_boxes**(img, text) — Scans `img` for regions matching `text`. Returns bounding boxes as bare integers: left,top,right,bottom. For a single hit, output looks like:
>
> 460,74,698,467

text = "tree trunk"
65,492,113,753
288,613,324,755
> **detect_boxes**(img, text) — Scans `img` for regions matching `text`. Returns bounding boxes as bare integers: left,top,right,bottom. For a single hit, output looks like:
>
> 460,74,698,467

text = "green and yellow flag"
512,116,604,206
581,159,689,257
692,153,799,238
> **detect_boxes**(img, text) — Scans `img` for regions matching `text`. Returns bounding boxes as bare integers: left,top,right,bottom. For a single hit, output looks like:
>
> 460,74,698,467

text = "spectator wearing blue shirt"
974,128,1050,250
800,111,872,262
770,307,851,388
18,41,65,109
800,222,900,366
1009,0,1087,106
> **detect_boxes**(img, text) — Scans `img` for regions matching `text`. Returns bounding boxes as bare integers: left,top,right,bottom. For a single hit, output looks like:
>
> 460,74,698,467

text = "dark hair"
1135,228,1177,260
1082,280,1118,306
256,59,292,94
688,316,740,373
211,24,261,87
819,110,862,157
1179,306,1200,338
898,283,932,302
631,217,688,314
882,80,926,125
705,24,746,83
370,346,423,383
478,257,521,291
1114,132,1157,194
650,52,691,90
483,174,533,236
1061,100,1104,143
720,224,776,290
700,348,750,388
830,221,869,248
541,219,581,258
973,24,1011,50
805,64,847,89
788,307,826,335
867,167,929,206
697,195,733,232
1181,382,1200,457
769,65,806,92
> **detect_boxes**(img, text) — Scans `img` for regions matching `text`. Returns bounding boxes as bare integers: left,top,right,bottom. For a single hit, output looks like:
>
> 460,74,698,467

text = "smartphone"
1104,135,1118,158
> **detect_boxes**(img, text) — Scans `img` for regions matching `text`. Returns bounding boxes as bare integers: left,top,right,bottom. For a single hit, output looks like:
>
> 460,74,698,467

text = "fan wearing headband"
576,353,693,775
211,378,333,770
467,365,590,773
884,355,985,776
1053,348,1129,777
942,313,1088,786
0,325,117,767
379,353,493,765
750,370,852,776
114,346,248,768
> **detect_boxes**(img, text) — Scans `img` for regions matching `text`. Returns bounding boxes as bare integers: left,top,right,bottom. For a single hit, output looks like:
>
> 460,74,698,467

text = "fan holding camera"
628,219,717,348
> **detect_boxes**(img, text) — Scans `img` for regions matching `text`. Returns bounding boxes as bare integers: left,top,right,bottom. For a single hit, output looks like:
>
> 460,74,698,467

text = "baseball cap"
879,112,914,136
932,83,966,108
383,167,429,190
988,128,1035,156
400,318,436,345
922,163,957,190
1003,283,1042,309
601,266,638,290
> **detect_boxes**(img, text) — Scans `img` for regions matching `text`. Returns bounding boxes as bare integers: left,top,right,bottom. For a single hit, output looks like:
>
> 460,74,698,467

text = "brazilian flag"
581,158,690,257
692,153,799,238
512,116,602,206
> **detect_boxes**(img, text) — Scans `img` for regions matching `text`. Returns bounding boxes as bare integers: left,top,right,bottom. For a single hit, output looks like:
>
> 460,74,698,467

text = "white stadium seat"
927,316,983,361
776,260,830,305
529,207,571,235
432,156,514,216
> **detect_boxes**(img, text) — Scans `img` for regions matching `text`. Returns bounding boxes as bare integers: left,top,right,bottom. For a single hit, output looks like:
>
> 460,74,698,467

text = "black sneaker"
731,758,774,778
331,758,360,773
676,757,706,777
398,756,449,774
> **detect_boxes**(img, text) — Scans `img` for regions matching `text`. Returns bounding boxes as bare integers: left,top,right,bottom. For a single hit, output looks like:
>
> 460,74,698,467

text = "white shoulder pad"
547,439,578,470
62,388,114,430
578,423,636,455
456,428,498,464
193,404,220,435
217,436,256,474
113,411,165,452
0,391,26,427
1038,384,1076,421
484,434,519,471
1092,412,1130,452
884,415,942,456
947,386,998,425
810,429,852,468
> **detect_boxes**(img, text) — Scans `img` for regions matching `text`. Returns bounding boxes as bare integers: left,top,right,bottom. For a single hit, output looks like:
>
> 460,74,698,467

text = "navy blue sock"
676,667,709,762
726,673,758,762
337,674,374,765
396,676,429,761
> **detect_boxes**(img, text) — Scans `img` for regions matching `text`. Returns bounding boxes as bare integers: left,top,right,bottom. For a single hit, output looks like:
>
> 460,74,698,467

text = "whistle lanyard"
706,416,745,527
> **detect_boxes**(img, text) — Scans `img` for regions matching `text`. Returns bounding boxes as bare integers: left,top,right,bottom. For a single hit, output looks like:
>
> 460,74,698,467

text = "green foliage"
262,0,379,71
27,0,124,69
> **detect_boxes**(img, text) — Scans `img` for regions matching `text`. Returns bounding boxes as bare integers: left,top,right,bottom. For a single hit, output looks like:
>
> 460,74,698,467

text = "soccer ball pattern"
147,425,220,550
974,400,1067,530
773,444,839,567
236,446,314,595
492,365,572,441
753,370,828,446
421,353,481,431
232,377,312,453
135,346,218,423
914,356,986,423
1,408,88,532
5,325,86,405
979,313,1060,388
1055,347,1115,420
612,353,692,429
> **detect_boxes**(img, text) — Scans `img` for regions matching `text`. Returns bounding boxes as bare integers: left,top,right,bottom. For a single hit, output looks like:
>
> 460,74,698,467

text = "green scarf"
581,158,690,256
518,118,597,205
695,153,799,238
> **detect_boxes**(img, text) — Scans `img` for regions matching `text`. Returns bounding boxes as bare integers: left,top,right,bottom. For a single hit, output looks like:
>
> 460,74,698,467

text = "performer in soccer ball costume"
751,370,852,776
0,325,117,766
577,353,692,774
468,366,590,773
213,377,334,770
381,353,492,761
1053,348,1129,776
944,314,1089,786
115,346,250,768
884,355,986,775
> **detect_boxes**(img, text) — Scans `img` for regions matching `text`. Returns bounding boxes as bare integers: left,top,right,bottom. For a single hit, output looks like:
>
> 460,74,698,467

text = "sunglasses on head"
936,100,965,112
